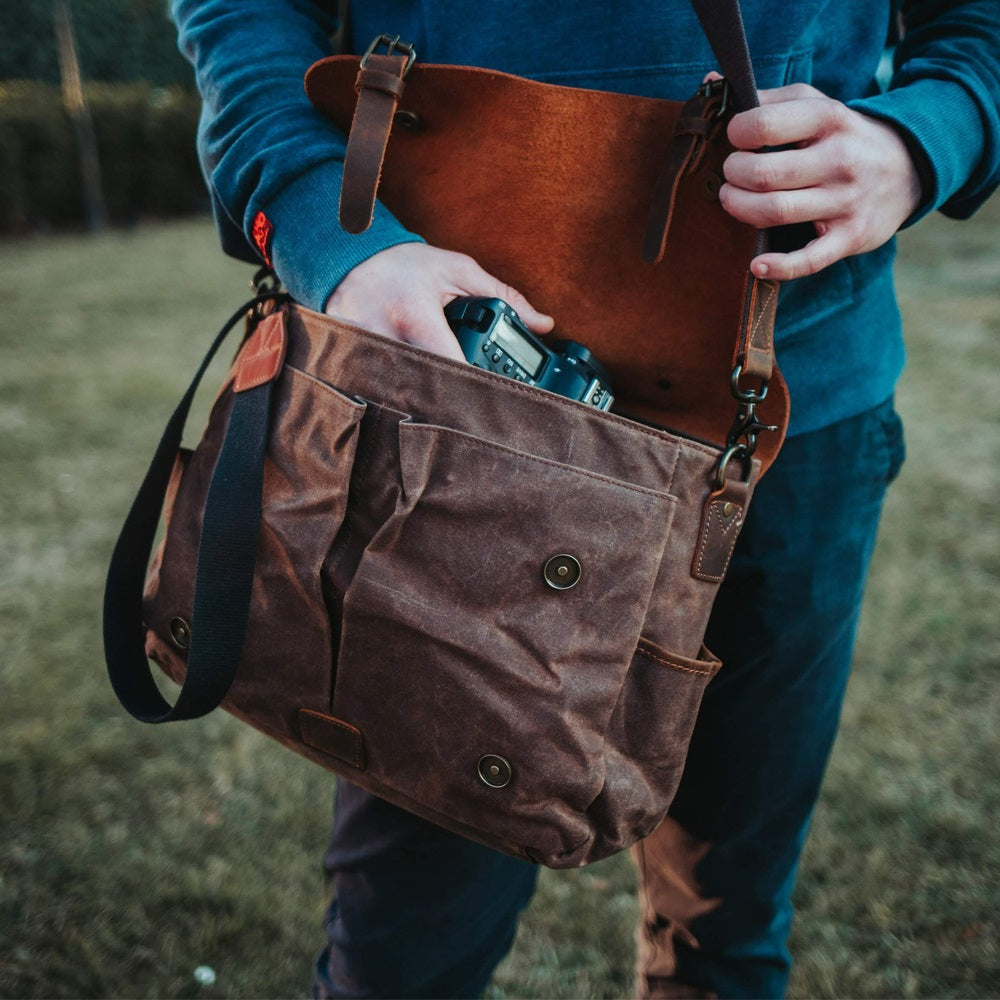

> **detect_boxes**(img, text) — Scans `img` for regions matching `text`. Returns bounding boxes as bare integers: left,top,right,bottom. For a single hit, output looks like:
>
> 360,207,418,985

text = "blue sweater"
172,0,1000,434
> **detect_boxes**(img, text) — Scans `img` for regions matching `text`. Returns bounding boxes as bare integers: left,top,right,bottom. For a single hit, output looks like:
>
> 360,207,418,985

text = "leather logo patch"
234,311,287,393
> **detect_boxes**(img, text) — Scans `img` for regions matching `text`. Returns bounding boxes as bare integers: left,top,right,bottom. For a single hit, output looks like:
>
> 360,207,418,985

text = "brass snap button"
169,616,191,650
542,554,581,591
478,754,512,788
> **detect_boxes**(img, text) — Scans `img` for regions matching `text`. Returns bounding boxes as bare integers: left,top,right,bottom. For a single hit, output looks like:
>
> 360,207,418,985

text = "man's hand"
324,243,554,361
718,82,923,280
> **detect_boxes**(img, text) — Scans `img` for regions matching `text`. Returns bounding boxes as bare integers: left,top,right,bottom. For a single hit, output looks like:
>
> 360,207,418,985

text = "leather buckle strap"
338,41,416,234
641,86,728,265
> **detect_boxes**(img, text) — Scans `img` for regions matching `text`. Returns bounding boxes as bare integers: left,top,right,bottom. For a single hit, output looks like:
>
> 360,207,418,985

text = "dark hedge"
0,81,207,232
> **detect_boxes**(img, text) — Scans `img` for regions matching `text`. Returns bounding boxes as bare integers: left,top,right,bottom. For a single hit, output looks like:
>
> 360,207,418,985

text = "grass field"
1,204,998,999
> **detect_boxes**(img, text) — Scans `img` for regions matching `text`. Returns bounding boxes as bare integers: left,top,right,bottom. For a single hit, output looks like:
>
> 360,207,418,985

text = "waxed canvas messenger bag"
103,0,789,868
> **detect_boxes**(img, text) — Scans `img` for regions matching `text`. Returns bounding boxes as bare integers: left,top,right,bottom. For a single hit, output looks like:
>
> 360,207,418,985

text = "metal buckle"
360,34,417,77
697,77,731,119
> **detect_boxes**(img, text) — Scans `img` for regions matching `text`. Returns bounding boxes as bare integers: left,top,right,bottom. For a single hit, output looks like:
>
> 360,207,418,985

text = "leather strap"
339,52,410,234
735,272,779,382
642,88,726,265
340,0,761,238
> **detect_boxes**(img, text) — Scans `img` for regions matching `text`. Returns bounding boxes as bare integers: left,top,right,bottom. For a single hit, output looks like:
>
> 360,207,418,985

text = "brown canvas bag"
104,0,790,868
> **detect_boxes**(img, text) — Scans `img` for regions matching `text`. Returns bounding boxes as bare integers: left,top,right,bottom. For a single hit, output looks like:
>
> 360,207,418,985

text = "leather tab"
735,274,779,382
339,52,409,235
691,476,752,583
299,709,366,769
234,311,287,393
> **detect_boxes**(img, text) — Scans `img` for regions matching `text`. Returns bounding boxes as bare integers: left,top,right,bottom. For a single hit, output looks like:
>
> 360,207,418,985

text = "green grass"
1,207,998,998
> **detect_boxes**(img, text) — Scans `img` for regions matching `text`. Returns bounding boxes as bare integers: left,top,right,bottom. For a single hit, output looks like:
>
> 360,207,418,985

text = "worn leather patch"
298,708,366,770
234,311,287,393
691,477,751,583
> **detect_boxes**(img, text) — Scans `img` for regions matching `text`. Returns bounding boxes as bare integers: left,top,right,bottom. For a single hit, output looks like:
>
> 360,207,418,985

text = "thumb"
450,258,554,335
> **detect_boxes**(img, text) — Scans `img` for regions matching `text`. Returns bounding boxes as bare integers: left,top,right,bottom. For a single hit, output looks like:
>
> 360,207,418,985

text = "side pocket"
589,639,720,853
235,368,366,731
143,366,367,742
612,638,720,762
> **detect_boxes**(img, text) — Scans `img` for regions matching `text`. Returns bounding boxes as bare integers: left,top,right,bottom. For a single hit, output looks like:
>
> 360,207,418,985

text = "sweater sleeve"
848,0,1000,224
171,0,423,311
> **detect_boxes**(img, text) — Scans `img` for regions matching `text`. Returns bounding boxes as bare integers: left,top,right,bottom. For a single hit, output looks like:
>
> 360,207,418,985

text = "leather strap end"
339,52,409,235
691,475,753,583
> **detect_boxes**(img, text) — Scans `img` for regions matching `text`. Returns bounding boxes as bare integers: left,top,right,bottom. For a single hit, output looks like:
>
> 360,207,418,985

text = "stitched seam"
408,424,678,502
663,438,681,496
750,282,777,350
694,503,741,581
636,642,718,677
287,365,368,411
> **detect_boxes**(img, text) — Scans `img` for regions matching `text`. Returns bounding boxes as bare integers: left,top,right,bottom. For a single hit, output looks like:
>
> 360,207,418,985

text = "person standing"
170,1,1000,995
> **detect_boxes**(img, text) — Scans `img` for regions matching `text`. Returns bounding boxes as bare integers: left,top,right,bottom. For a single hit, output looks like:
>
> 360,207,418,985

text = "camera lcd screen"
493,316,545,378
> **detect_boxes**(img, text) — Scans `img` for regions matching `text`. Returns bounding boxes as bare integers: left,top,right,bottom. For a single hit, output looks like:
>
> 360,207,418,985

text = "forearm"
172,0,421,308
848,0,1000,222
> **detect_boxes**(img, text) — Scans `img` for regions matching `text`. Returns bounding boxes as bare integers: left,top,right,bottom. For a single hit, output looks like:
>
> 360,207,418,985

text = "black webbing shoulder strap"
103,294,287,723
690,0,759,112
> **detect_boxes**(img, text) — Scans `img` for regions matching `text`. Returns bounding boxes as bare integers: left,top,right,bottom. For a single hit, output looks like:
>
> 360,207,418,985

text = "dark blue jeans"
312,399,905,1000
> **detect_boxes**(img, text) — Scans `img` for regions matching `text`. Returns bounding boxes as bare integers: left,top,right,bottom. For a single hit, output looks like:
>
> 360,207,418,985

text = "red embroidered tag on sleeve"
251,211,273,266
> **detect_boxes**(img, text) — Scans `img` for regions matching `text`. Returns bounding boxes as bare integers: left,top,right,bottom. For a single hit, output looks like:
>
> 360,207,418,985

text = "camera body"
445,297,614,411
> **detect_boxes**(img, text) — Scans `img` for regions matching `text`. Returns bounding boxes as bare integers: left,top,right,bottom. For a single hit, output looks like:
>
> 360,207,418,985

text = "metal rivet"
704,171,723,199
542,554,582,591
169,616,191,650
722,501,735,517
478,754,512,788
393,109,423,131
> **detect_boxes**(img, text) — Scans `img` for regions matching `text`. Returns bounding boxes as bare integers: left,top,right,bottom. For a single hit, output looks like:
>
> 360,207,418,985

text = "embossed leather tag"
234,310,287,393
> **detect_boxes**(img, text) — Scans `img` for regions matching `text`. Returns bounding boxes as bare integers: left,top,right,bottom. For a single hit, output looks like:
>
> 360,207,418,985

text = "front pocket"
332,421,677,860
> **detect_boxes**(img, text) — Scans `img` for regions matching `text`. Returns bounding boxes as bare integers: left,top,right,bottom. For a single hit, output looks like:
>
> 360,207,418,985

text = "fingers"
324,243,552,362
723,145,839,193
727,94,848,150
718,179,845,229
750,226,852,281
384,293,470,362
451,256,554,334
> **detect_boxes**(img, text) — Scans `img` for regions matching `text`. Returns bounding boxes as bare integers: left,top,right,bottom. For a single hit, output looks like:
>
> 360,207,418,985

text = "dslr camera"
445,297,614,411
